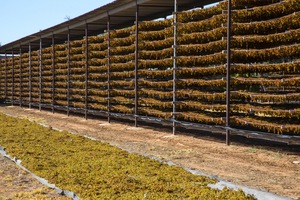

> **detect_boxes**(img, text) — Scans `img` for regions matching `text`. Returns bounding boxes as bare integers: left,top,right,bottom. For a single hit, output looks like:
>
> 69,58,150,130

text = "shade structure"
0,0,220,54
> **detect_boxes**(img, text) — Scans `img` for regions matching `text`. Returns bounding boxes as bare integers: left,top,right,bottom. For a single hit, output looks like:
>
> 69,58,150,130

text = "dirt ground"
0,105,299,200
0,155,68,200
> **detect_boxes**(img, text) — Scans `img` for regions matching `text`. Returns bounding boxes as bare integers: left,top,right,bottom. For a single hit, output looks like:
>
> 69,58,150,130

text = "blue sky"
1,0,112,45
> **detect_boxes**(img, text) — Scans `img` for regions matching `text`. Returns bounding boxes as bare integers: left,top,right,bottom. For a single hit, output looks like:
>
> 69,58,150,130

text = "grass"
273,152,284,158
248,146,258,153
0,113,255,199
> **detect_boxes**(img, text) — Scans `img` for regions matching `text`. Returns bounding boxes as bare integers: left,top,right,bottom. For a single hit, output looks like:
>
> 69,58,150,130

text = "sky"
0,0,112,46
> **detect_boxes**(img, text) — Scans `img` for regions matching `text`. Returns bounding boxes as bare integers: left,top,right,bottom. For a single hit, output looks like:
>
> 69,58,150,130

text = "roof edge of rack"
0,0,221,54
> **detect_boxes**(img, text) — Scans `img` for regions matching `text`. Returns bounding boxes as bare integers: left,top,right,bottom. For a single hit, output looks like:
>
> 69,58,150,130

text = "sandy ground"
0,105,299,199
0,155,68,200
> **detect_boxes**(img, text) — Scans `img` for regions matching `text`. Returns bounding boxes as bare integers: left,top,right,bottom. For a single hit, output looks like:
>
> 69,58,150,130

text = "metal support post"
226,0,232,145
52,34,55,113
39,37,43,111
12,49,14,105
134,1,139,127
67,28,71,116
172,0,178,135
107,14,111,123
4,51,7,99
29,42,32,108
85,23,89,120
19,46,22,106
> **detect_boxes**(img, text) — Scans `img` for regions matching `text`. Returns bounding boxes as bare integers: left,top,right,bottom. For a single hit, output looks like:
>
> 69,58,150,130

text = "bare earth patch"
0,155,68,200
0,105,299,199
